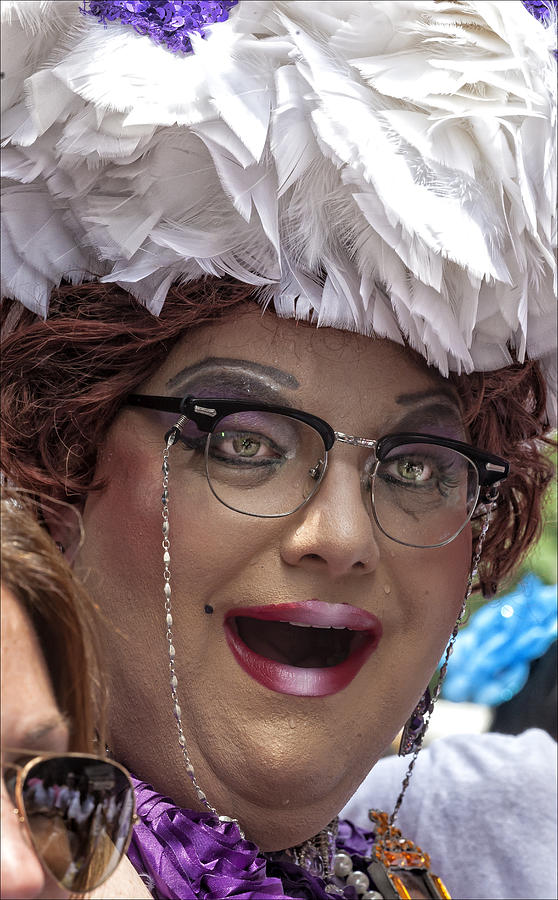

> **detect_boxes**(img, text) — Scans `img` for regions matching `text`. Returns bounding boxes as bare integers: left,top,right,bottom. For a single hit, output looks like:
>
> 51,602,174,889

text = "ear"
40,496,85,565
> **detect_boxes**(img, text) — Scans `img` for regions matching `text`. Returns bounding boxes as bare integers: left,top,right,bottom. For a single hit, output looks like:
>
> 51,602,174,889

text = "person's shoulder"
418,727,556,791
345,729,556,814
342,730,557,900
85,853,153,899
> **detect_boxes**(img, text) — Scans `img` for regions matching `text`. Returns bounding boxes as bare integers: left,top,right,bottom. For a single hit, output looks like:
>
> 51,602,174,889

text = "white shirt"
341,729,557,900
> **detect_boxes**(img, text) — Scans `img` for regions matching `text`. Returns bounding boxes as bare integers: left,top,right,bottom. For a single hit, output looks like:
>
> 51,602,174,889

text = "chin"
205,721,385,843
243,799,343,853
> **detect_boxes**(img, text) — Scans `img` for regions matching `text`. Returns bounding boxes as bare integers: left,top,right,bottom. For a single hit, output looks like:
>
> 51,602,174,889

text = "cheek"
79,427,274,651
81,446,160,589
83,430,209,580
383,529,471,685
394,526,470,612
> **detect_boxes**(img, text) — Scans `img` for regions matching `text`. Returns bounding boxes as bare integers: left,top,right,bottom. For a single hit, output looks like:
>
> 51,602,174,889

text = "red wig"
1,279,555,597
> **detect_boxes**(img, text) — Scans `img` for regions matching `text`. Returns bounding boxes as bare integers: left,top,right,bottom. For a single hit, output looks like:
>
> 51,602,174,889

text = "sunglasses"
3,750,137,893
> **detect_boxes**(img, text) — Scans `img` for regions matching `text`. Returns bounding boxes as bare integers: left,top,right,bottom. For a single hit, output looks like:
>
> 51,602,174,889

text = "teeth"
278,620,349,630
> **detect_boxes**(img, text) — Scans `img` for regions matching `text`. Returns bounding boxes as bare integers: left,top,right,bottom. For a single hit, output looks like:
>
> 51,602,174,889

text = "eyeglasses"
127,394,509,549
3,751,137,894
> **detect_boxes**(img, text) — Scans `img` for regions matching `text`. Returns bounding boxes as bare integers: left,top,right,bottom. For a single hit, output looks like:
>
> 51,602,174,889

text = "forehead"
144,307,455,427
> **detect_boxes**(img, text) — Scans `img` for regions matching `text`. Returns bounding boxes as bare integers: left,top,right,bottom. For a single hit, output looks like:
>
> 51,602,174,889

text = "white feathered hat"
1,0,556,417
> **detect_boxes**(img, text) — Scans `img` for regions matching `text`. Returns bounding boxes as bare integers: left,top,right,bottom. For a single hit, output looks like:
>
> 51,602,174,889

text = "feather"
274,253,324,317
271,65,318,196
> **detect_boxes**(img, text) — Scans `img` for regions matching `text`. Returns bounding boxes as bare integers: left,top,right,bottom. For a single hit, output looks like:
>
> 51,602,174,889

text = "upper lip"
224,600,381,632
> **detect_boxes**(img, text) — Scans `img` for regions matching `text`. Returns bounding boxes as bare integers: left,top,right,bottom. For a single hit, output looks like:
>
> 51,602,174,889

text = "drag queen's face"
76,307,471,849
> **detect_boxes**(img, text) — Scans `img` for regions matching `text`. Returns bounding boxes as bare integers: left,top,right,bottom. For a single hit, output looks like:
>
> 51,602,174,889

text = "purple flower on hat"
522,0,557,24
81,1,239,54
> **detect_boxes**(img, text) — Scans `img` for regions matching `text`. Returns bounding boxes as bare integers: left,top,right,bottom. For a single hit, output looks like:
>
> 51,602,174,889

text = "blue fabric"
443,575,557,705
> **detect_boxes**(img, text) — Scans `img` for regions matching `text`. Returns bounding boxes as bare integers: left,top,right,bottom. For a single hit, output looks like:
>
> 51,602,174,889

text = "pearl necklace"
331,847,383,898
278,815,381,898
276,810,450,899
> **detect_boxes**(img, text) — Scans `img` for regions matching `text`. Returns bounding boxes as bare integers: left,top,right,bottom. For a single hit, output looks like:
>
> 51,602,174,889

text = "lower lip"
224,611,381,698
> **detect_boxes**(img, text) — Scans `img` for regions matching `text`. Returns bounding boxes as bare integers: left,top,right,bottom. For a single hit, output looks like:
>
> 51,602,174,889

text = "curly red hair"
1,280,555,597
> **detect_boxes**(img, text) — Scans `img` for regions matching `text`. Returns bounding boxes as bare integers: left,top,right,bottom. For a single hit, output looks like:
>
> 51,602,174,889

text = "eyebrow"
389,391,465,437
166,357,300,391
21,713,70,748
395,387,462,410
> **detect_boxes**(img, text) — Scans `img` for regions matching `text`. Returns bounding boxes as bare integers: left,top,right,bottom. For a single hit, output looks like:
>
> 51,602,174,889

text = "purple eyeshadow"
217,412,299,446
393,403,465,441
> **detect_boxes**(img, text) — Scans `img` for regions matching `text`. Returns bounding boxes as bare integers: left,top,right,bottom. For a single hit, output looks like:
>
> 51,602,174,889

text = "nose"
1,786,48,900
280,453,380,580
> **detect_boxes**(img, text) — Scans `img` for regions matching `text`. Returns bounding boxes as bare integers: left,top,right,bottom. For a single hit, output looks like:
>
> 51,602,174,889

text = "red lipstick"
224,600,382,697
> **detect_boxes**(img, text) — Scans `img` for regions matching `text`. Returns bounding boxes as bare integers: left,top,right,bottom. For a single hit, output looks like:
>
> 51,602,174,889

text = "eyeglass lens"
18,757,134,891
204,411,326,516
199,413,479,545
372,443,479,547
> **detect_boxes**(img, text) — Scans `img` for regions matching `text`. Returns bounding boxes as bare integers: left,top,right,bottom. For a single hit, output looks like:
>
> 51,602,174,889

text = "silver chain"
162,423,244,835
389,493,497,827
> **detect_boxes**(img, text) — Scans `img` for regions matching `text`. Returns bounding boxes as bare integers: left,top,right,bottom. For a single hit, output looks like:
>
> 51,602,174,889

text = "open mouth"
232,618,368,668
224,601,381,697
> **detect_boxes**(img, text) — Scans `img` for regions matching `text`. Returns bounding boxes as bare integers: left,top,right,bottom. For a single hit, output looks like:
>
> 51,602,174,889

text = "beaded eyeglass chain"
388,492,497,828
161,420,243,835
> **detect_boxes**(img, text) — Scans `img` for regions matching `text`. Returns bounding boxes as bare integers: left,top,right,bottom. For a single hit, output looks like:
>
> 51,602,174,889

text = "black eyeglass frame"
127,393,510,546
3,749,137,894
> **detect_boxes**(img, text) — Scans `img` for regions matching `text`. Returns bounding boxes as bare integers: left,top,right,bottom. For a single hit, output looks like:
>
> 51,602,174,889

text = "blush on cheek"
99,425,163,530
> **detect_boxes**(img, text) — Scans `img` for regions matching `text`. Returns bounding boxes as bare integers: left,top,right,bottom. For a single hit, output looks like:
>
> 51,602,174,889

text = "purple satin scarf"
128,776,376,899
